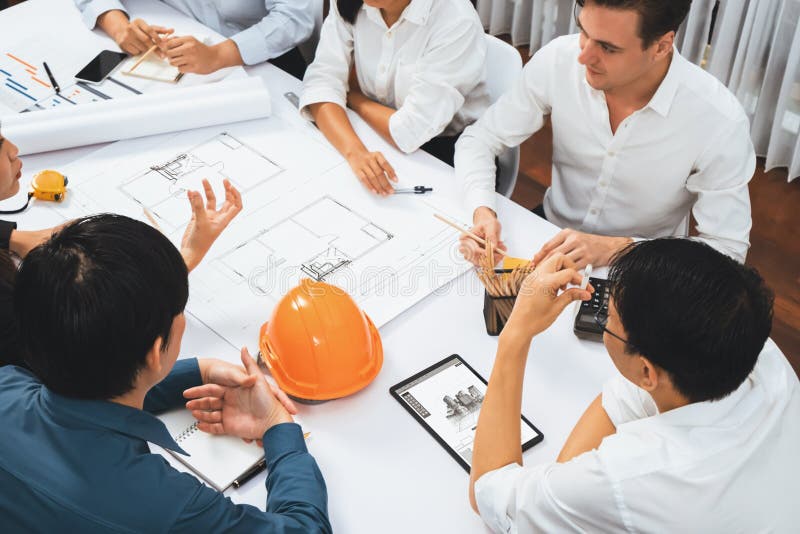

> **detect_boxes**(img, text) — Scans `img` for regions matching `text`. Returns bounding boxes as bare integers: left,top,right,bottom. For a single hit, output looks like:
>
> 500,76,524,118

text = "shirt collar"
623,372,755,432
580,47,683,117
644,48,683,117
39,386,188,455
363,0,433,28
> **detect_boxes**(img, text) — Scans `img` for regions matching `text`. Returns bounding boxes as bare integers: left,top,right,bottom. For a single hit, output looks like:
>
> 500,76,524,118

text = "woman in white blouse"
300,0,490,196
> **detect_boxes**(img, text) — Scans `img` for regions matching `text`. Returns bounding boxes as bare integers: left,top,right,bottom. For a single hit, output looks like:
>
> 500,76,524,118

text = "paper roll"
2,77,271,155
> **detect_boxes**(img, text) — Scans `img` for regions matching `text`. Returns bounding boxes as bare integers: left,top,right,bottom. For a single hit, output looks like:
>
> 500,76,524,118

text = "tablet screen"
391,355,543,472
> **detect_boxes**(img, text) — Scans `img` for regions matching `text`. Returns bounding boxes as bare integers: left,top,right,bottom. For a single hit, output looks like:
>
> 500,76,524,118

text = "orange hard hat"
259,279,383,402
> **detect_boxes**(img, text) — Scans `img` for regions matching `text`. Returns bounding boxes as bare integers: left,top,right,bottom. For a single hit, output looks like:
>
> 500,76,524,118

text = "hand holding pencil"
459,207,507,266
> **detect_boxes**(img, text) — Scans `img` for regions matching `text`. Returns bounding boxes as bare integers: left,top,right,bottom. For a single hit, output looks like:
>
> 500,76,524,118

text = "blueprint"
47,114,473,352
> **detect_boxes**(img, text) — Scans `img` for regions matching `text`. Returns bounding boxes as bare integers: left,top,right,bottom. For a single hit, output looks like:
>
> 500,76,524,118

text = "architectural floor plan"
120,132,282,232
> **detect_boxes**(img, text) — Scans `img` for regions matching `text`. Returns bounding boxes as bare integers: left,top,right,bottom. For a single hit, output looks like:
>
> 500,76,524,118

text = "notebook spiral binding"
175,422,199,442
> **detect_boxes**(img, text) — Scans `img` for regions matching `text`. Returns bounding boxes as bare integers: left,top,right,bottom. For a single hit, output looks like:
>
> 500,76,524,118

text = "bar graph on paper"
0,51,142,115
0,52,52,112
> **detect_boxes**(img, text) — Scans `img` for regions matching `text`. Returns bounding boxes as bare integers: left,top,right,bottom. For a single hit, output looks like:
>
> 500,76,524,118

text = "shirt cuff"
142,358,202,414
0,220,17,250
78,0,127,30
464,187,497,219
298,87,347,122
262,423,308,467
230,27,272,66
388,111,437,154
474,463,538,533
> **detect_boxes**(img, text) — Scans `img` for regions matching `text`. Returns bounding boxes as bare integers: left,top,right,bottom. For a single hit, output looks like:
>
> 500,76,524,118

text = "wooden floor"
512,119,800,376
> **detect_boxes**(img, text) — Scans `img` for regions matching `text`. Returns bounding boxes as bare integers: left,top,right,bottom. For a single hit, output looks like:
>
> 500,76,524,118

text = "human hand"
532,228,632,269
459,207,506,266
502,253,592,340
184,348,294,441
101,12,172,56
8,225,63,258
180,179,242,272
163,35,222,74
346,148,397,196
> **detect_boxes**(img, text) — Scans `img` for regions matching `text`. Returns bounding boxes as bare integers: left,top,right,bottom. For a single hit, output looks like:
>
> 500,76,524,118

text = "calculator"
573,277,609,341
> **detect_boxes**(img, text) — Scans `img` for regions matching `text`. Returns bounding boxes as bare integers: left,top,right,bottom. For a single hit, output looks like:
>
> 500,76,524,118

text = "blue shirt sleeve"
169,423,331,533
143,358,202,414
229,0,315,65
73,0,128,29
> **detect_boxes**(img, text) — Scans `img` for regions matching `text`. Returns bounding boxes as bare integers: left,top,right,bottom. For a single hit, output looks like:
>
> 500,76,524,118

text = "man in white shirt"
456,0,755,267
470,239,799,532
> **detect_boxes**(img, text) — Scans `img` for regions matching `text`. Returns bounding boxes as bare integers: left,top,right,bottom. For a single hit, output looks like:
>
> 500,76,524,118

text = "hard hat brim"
259,313,383,402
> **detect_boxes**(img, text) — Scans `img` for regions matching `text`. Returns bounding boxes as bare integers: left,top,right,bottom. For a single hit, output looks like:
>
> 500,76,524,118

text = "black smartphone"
573,277,609,341
75,50,129,84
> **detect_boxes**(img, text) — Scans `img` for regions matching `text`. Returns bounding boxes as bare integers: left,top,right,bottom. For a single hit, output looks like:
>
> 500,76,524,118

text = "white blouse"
299,0,490,154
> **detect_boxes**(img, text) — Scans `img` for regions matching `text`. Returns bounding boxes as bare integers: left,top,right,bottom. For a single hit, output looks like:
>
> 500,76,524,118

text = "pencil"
433,213,507,258
127,44,159,74
142,207,163,233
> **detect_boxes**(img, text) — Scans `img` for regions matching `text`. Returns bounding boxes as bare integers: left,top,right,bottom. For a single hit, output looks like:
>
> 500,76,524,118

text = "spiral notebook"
158,409,264,491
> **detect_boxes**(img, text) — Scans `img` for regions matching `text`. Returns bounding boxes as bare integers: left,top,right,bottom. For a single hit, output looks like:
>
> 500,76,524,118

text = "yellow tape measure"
31,170,68,202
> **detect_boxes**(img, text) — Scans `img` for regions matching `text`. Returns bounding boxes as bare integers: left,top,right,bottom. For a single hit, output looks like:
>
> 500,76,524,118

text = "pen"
231,432,311,489
43,62,59,93
394,186,433,194
232,459,265,489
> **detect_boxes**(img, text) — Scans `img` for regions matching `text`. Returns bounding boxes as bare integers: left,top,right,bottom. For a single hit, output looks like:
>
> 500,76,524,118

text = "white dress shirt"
299,0,490,154
474,338,800,533
74,0,314,65
456,34,755,263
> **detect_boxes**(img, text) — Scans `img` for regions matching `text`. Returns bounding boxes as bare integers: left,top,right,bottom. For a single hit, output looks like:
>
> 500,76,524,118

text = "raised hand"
180,178,242,271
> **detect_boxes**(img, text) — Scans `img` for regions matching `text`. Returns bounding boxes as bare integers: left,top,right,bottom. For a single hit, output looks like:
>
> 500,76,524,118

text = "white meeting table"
1,1,616,532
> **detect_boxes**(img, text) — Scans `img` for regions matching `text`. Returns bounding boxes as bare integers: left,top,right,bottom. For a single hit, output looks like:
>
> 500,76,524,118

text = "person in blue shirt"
74,0,315,78
0,213,332,532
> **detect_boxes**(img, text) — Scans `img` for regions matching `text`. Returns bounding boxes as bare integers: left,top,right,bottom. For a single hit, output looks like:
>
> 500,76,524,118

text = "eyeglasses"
594,308,632,348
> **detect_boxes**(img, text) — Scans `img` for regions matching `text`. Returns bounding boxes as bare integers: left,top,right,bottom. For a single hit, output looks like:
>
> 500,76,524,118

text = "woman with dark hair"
300,0,489,196
0,135,243,368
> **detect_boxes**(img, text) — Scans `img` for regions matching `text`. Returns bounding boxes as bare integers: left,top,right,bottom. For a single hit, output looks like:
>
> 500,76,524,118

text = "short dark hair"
576,0,692,48
608,239,773,403
14,214,189,399
336,0,363,24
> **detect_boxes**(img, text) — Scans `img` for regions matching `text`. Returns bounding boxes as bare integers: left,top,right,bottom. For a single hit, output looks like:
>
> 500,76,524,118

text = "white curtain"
476,0,800,180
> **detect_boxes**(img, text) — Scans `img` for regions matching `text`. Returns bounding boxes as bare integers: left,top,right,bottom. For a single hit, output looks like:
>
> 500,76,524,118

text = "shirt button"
387,31,393,38
590,209,598,215
599,181,607,187
379,65,386,73
607,151,615,157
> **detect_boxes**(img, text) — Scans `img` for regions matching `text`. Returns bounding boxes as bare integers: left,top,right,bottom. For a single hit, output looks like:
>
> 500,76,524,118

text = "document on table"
43,114,473,351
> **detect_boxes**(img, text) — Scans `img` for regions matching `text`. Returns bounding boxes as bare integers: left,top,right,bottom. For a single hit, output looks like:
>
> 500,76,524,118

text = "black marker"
232,458,266,489
43,61,59,93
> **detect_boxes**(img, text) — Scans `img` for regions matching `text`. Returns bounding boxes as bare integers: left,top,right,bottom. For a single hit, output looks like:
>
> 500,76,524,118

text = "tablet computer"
390,354,543,473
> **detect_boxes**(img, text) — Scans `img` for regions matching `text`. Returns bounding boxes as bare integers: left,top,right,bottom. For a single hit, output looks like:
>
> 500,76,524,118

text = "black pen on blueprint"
43,62,60,94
